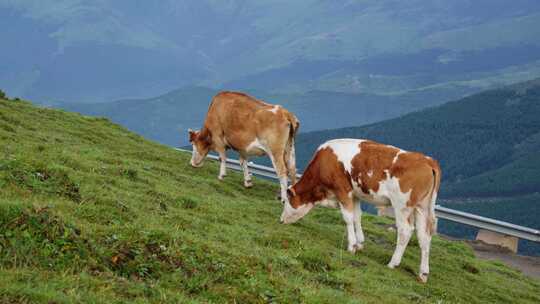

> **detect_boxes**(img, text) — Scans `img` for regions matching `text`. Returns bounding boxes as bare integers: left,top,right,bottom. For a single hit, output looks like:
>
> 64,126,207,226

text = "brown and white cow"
280,138,441,283
189,91,299,201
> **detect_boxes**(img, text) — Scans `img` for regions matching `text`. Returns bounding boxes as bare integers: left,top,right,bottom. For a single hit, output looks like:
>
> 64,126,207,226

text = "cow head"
188,128,211,167
280,187,314,224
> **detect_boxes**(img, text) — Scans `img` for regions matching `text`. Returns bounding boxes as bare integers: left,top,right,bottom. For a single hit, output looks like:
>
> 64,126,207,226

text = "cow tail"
284,113,299,183
288,114,299,140
426,164,441,235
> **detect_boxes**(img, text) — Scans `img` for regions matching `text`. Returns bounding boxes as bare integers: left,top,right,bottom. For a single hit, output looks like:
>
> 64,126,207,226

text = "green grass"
1,97,539,303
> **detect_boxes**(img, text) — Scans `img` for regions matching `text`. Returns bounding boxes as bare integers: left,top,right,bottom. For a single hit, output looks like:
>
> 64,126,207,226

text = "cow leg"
269,151,288,202
415,207,432,283
353,201,365,250
336,192,360,253
217,149,227,180
388,206,414,269
340,202,359,253
239,156,253,188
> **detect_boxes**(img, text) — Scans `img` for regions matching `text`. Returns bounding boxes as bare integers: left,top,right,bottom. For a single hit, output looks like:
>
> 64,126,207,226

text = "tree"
0,89,6,99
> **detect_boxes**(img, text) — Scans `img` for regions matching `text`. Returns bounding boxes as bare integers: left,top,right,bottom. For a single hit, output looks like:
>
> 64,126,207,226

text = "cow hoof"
244,180,253,188
218,175,226,180
354,243,364,251
417,273,429,283
387,262,397,269
347,245,357,253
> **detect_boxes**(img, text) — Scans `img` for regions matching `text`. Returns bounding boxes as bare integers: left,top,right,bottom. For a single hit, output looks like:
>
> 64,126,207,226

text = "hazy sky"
1,0,540,103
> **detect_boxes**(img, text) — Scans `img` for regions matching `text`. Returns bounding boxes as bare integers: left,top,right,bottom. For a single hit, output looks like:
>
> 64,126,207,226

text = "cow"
280,138,441,283
188,91,300,202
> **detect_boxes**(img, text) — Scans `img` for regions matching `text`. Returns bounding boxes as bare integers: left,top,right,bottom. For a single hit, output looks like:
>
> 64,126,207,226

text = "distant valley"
57,85,472,146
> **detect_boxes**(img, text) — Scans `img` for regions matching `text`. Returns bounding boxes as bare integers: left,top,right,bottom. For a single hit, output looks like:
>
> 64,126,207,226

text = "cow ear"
287,188,296,197
188,128,196,142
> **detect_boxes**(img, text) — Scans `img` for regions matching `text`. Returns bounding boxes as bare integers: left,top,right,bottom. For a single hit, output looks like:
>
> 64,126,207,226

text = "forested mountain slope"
296,78,540,198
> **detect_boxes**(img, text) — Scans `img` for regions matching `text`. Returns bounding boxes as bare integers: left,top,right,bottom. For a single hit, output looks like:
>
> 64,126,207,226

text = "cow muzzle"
190,160,204,168
190,150,205,168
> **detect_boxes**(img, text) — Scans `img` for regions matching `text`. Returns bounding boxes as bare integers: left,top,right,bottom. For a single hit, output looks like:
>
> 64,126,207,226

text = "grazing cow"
189,91,299,201
280,138,441,283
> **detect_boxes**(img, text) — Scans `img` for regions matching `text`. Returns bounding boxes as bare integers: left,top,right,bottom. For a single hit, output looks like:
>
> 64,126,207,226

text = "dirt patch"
466,240,540,279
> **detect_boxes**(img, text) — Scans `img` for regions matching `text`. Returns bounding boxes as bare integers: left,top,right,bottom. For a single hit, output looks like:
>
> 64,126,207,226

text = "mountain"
57,86,218,146
1,94,539,302
57,85,473,147
2,1,540,103
295,78,540,198
294,78,540,255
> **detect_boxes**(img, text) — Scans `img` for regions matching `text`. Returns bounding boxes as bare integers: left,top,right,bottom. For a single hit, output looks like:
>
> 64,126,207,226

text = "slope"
1,97,539,303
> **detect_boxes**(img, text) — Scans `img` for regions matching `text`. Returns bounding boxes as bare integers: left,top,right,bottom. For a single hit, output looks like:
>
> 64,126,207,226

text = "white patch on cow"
268,105,280,114
190,144,204,167
218,156,227,179
373,174,411,210
353,201,365,246
279,175,288,202
415,211,431,280
280,201,313,224
239,157,252,187
245,138,267,156
392,149,407,164
340,206,358,252
191,144,198,159
356,171,409,207
367,170,373,178
318,139,364,173
354,176,361,186
313,192,339,208
315,198,339,208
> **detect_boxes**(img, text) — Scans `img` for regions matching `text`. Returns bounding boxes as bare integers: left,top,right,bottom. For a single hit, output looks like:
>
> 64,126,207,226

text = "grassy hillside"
56,86,217,146
1,98,540,303
296,78,540,198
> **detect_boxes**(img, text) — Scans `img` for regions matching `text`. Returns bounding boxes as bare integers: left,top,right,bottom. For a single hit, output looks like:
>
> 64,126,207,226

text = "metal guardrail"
434,206,540,242
177,148,299,180
176,148,540,243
